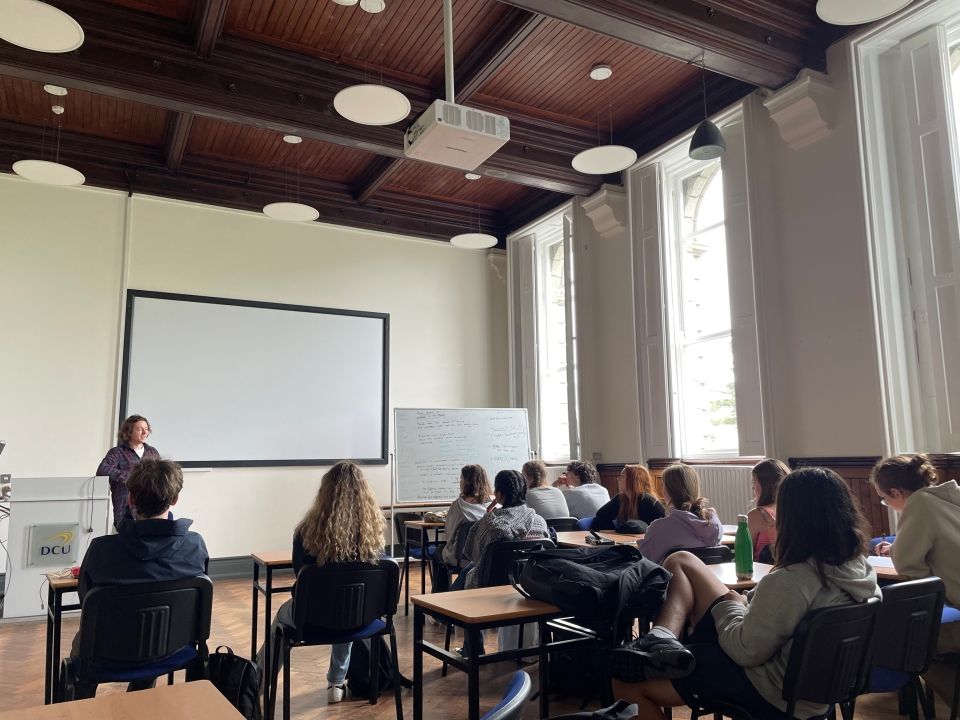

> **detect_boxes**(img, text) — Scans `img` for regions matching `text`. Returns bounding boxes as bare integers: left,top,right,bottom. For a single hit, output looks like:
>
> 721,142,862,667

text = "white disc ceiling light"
816,0,912,25
13,85,85,186
572,64,637,174
450,232,497,249
334,84,410,126
262,135,318,222
0,0,84,53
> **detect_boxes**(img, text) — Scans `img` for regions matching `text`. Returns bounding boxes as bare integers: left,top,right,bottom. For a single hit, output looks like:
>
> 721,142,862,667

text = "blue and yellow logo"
40,530,74,556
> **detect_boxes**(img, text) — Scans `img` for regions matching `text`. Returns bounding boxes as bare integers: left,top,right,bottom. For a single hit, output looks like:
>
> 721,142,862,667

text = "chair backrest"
481,671,532,720
545,517,580,532
670,545,734,565
478,538,556,587
75,576,213,663
781,597,881,714
453,520,477,569
393,511,422,549
873,577,945,675
292,559,400,641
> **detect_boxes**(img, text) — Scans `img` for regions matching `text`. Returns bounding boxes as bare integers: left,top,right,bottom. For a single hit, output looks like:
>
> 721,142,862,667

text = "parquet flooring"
0,568,938,718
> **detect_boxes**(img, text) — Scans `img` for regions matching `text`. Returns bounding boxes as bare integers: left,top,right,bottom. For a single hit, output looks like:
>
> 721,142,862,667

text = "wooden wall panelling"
789,457,889,537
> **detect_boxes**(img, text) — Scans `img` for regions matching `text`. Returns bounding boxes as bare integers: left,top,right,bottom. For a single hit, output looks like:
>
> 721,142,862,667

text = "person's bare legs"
608,552,742,684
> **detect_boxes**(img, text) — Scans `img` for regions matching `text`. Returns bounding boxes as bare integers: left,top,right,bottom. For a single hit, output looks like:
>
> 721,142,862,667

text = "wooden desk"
402,520,445,615
250,551,294,717
411,586,592,720
867,555,911,583
711,562,774,591
43,573,80,705
1,680,242,720
555,531,736,549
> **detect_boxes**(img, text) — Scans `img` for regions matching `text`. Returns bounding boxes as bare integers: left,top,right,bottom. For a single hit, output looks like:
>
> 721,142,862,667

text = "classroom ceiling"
0,0,839,244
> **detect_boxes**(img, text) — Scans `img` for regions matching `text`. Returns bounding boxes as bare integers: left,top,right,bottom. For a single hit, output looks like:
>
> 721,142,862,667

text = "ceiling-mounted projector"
403,99,510,171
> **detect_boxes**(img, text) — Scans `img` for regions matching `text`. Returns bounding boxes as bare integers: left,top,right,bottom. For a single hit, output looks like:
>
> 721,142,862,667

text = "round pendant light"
464,172,481,180
571,145,637,175
332,0,358,4
0,0,84,53
334,84,411,126
688,119,727,160
450,232,497,249
12,159,85,186
816,0,912,25
359,0,386,12
262,202,319,222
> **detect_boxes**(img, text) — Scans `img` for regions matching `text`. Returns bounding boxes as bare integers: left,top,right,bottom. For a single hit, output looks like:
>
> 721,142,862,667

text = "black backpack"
511,545,671,639
345,637,413,699
207,646,263,720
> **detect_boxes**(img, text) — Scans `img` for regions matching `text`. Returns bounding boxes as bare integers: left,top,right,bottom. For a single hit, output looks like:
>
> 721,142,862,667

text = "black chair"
481,671,533,720
394,511,438,615
433,520,477,592
669,546,734,565
933,604,960,720
59,576,213,702
546,517,580,532
442,538,556,675
690,597,881,720
267,559,403,720
866,577,945,720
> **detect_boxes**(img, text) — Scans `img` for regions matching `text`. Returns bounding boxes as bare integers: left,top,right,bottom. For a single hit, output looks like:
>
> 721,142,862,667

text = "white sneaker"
327,683,346,704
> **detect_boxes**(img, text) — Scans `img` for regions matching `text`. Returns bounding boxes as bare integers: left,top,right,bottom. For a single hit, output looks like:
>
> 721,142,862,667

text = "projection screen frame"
119,289,390,467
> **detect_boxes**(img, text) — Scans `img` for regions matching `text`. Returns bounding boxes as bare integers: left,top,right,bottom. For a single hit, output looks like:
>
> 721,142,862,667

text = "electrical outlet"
0,474,10,483
592,452,602,463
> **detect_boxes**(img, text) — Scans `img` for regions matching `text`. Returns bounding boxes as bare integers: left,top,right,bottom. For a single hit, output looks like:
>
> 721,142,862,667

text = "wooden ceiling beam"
191,0,230,59
163,112,194,171
0,119,508,244
494,0,803,88
0,2,597,197
352,157,408,205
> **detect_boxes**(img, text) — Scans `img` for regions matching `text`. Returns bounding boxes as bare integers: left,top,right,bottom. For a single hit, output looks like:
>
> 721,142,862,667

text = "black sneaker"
607,634,696,682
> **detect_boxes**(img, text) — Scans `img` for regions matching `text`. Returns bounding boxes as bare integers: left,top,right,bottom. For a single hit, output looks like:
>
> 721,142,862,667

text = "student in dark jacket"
593,464,666,532
72,458,208,695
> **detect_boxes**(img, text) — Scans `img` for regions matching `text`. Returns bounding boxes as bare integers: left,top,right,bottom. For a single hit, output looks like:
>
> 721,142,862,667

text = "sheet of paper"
866,555,894,569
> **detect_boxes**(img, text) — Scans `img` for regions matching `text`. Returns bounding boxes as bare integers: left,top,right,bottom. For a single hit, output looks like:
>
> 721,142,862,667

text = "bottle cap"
738,514,748,522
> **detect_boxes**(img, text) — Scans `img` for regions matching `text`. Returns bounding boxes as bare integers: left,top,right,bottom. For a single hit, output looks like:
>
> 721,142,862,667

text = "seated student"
522,459,570,520
594,464,666,532
459,470,548,590
72,459,208,695
557,460,610,519
264,461,386,704
746,458,789,562
430,464,491,590
607,467,879,720
871,453,960,702
637,464,721,563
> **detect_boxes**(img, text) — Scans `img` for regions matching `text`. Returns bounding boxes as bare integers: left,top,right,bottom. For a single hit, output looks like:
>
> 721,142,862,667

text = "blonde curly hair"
296,461,385,565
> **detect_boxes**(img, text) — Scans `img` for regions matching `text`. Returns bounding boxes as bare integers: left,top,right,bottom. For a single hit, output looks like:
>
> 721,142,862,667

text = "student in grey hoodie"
608,467,880,720
439,464,491,566
638,463,723,564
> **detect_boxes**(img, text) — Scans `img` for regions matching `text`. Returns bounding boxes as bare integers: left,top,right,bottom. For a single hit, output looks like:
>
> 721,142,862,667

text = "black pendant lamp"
689,57,726,161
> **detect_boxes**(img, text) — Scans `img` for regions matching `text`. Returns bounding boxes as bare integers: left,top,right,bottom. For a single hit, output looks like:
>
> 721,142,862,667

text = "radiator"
694,465,754,526
545,465,566,485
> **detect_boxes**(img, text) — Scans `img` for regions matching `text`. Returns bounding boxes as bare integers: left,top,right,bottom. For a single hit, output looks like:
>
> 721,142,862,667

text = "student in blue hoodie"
71,459,208,696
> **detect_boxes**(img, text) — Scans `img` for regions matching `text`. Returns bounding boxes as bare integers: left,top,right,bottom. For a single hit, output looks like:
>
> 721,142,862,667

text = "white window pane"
952,44,960,149
680,225,731,338
678,335,738,455
680,165,724,236
538,239,570,461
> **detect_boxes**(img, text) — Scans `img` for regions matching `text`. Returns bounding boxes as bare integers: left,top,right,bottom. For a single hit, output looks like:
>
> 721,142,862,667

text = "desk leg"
413,607,424,720
51,589,63,704
44,584,55,704
420,528,427,596
404,544,411,616
467,628,481,720
251,561,260,660
262,566,273,717
538,620,550,719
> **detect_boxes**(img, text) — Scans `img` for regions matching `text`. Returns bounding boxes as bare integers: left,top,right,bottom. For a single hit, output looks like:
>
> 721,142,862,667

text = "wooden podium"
1,476,110,619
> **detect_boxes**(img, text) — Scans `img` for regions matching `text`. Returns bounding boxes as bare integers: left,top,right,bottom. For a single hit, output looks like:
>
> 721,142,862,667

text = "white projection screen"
120,291,389,466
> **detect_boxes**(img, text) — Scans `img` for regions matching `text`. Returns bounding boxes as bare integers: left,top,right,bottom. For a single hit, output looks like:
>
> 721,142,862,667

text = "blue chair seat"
942,605,960,624
68,644,198,683
282,618,387,645
407,544,439,559
576,517,594,531
869,667,911,693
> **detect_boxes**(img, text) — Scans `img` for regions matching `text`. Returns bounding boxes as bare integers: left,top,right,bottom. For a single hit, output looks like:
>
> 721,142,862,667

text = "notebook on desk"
866,555,895,569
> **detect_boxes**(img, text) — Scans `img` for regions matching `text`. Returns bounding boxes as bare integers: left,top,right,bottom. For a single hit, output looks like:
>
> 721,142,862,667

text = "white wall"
0,179,509,557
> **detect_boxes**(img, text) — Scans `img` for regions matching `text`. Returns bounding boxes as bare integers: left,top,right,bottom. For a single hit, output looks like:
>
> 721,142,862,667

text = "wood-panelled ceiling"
0,0,842,243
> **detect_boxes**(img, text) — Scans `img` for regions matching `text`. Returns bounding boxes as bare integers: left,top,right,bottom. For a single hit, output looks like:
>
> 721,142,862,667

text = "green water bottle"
734,514,754,580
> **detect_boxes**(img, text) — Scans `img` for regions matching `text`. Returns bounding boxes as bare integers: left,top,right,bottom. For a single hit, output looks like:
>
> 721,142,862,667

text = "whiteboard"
393,408,531,504
121,291,388,466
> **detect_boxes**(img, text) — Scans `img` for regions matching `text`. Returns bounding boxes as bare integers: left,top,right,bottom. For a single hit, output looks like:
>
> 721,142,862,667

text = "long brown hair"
774,467,869,584
871,454,938,494
295,461,385,565
752,458,789,508
661,463,710,520
460,464,492,503
522,460,548,489
118,414,150,445
618,464,657,526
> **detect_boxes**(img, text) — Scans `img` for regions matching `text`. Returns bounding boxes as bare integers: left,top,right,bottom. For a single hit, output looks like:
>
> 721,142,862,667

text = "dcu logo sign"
28,523,80,566
40,530,75,556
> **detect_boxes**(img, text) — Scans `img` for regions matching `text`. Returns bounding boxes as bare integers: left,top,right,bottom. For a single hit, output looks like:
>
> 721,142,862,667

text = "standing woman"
271,461,386,703
97,414,159,530
593,464,666,532
747,459,789,562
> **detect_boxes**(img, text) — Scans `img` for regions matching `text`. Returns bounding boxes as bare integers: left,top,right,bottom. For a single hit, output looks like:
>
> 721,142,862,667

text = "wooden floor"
0,568,936,718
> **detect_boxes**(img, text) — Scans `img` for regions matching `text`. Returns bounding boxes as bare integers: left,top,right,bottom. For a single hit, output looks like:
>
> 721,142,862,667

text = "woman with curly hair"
265,461,386,704
96,414,160,529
